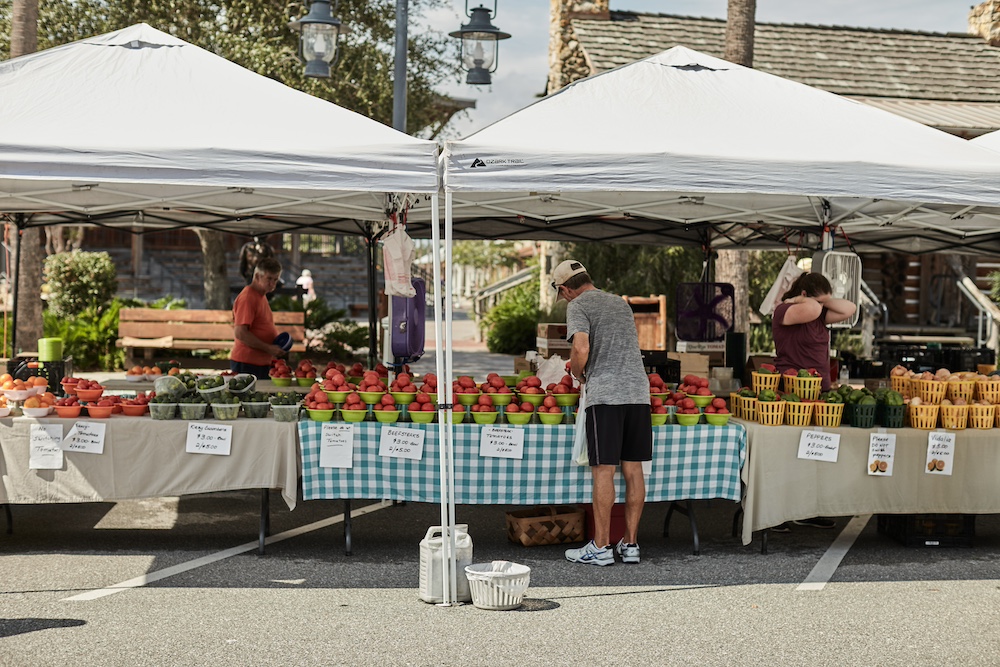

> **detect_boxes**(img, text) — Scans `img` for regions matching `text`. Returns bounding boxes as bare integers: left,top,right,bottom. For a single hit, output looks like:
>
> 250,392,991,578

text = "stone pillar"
548,0,609,94
969,1,1000,46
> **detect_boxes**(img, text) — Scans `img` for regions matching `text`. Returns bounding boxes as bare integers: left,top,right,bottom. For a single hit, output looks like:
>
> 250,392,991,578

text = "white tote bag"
759,256,804,317
572,385,589,466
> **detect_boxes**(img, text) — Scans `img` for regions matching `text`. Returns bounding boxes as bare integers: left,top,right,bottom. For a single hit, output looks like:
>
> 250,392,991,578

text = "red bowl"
53,405,83,419
75,388,105,402
120,404,148,417
84,405,113,418
61,382,78,396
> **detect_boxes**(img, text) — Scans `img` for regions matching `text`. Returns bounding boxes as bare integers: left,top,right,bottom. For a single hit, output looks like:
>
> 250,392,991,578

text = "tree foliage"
43,250,118,317
0,0,461,134
452,241,524,270
567,244,703,319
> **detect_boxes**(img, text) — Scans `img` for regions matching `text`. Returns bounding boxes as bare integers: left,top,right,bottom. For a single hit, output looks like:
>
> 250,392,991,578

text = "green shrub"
269,295,367,361
44,298,127,370
44,251,117,317
749,322,774,355
481,280,539,355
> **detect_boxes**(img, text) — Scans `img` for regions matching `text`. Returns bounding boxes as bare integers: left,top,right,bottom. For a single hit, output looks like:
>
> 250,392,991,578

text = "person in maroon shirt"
772,272,857,391
770,271,856,531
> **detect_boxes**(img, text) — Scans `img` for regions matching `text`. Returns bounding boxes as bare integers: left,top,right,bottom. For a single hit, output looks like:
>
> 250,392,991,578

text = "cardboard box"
537,337,571,359
537,323,568,339
668,352,709,379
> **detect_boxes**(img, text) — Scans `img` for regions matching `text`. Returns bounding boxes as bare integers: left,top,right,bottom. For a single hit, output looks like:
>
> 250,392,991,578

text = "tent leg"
10,213,25,355
366,228,379,368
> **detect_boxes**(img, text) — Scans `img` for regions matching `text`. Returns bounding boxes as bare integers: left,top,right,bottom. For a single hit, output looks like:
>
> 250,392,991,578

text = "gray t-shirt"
566,289,649,406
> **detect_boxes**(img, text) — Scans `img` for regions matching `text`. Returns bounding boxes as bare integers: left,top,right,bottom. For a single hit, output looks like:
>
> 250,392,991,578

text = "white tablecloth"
0,416,299,509
740,419,1000,544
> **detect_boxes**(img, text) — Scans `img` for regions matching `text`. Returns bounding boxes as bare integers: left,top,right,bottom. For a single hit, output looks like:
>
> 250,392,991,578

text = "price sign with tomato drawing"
378,425,425,461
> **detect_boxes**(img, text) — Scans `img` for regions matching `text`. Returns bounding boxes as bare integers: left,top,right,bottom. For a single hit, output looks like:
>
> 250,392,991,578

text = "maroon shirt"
772,302,832,390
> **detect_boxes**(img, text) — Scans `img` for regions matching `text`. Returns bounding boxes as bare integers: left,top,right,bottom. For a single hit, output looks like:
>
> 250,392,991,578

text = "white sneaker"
565,540,614,566
615,538,640,564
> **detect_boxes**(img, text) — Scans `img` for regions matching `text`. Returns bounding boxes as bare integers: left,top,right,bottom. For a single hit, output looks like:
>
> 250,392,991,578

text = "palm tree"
9,0,44,353
716,0,757,335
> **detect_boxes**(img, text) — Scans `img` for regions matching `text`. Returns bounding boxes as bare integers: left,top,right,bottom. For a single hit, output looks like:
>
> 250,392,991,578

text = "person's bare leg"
591,465,616,547
621,460,646,544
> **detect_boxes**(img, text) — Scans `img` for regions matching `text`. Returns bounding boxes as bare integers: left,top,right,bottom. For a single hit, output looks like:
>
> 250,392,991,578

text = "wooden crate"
624,295,667,351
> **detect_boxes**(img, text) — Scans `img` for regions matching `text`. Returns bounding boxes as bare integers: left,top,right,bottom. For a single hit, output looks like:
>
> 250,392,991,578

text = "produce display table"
299,420,746,553
101,378,311,394
0,416,299,553
739,419,1000,546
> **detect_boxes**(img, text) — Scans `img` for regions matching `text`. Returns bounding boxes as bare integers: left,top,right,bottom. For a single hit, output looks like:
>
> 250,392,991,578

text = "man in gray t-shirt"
556,260,652,567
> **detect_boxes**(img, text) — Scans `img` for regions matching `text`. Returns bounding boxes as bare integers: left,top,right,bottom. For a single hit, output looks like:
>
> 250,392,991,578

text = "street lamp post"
289,0,343,79
449,2,511,86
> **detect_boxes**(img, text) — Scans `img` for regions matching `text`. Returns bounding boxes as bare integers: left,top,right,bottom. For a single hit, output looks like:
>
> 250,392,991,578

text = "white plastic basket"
464,561,531,610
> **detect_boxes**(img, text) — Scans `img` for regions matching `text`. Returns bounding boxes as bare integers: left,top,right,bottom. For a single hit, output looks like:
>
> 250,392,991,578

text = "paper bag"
572,385,589,466
382,226,416,297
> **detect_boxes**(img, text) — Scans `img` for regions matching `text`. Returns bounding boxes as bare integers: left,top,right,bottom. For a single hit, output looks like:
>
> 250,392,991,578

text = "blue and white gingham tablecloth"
299,422,745,505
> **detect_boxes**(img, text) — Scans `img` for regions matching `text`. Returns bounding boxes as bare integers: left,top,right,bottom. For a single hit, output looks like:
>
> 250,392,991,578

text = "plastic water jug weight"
419,524,473,603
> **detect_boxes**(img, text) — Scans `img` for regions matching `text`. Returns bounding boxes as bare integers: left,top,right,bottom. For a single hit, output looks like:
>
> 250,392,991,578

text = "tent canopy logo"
469,157,525,168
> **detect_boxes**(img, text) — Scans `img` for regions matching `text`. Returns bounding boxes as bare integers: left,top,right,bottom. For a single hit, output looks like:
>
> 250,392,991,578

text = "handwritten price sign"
185,423,233,456
29,423,63,469
378,425,425,461
479,425,525,460
925,431,955,476
796,429,841,463
319,422,355,468
61,420,106,455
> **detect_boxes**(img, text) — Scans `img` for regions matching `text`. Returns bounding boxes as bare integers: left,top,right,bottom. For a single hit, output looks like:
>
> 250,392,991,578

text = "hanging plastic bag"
383,225,416,297
759,256,804,317
536,354,567,389
572,385,589,466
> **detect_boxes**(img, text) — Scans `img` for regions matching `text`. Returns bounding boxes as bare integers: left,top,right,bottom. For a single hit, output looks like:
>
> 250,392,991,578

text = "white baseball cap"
551,260,588,288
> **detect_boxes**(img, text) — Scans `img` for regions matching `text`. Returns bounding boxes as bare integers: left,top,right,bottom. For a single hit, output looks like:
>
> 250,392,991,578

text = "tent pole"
429,193,452,606
444,191,458,605
9,214,24,356
366,225,379,368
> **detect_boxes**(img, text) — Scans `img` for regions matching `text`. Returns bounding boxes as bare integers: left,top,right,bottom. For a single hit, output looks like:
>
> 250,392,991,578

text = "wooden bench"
116,308,307,367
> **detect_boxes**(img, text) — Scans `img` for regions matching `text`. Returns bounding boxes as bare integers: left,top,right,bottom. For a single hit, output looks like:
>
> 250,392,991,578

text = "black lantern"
290,0,343,78
449,2,511,85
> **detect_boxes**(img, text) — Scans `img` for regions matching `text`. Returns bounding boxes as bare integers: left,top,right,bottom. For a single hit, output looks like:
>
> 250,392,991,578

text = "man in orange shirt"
230,257,286,378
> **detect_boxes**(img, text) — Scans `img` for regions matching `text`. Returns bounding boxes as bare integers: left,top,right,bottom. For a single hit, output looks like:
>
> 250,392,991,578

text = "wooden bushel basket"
506,505,585,547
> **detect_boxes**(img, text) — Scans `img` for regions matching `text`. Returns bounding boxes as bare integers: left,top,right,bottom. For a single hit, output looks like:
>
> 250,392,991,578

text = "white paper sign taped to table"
796,429,840,463
61,420,106,454
479,425,525,460
867,432,896,476
185,422,233,456
320,422,355,468
378,424,425,461
29,423,63,469
925,431,955,476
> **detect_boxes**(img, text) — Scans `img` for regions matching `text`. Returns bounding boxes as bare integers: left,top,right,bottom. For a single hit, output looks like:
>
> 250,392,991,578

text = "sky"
420,0,980,136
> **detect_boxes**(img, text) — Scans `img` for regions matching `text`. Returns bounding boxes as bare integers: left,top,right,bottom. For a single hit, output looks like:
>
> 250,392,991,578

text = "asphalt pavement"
3,313,1000,665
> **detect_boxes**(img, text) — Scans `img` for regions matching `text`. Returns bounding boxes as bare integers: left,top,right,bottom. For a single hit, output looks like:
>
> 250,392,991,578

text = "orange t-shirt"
230,285,277,367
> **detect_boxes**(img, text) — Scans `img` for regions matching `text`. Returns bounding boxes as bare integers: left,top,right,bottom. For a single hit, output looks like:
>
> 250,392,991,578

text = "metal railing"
956,277,1000,350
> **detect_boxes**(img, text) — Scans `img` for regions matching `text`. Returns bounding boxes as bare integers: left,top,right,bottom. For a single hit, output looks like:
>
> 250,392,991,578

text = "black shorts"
584,404,653,466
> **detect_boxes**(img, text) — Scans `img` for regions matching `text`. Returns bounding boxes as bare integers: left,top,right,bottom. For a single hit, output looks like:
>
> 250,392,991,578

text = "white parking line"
796,514,871,591
63,500,393,602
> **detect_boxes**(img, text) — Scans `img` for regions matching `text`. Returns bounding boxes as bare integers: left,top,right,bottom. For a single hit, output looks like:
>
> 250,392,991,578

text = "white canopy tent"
441,46,1000,256
431,46,1000,600
0,23,438,233
0,24,471,604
